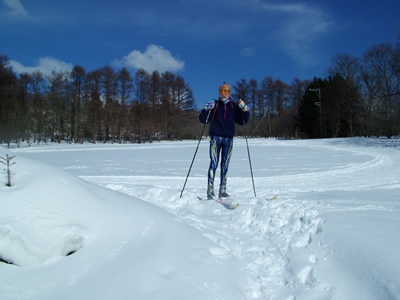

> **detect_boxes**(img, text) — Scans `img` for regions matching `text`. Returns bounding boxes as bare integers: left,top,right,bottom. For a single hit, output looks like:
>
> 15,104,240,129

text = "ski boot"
218,185,230,198
207,185,215,200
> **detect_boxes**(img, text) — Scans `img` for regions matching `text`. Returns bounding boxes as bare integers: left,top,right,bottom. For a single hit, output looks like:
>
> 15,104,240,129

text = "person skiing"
199,83,250,199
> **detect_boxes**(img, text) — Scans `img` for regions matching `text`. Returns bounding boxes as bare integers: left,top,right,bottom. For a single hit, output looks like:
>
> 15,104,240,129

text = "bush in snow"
0,154,16,187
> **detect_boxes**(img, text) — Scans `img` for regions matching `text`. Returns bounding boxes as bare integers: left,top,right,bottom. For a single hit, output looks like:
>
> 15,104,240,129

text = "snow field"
1,137,400,299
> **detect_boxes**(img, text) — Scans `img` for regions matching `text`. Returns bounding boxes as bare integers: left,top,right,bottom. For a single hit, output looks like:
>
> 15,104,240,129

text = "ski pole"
180,109,212,198
241,105,257,197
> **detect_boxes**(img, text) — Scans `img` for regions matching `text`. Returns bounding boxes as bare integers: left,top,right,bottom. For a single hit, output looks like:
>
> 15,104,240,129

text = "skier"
199,83,250,200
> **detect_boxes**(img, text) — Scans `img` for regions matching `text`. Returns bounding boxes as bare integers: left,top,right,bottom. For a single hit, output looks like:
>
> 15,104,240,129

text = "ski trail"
77,138,399,299
207,196,328,299
82,175,329,299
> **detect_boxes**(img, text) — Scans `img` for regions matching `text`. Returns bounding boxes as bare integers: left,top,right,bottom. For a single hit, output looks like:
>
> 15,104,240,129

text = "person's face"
219,88,230,101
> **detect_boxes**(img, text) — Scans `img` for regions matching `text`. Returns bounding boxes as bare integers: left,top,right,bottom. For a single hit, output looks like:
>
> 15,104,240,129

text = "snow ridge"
88,178,329,299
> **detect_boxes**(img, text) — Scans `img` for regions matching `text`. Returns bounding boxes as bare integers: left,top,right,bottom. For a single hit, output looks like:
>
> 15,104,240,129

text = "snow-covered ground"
1,137,399,300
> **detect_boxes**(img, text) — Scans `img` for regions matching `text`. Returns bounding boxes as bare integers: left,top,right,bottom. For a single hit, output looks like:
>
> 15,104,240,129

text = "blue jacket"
199,97,250,137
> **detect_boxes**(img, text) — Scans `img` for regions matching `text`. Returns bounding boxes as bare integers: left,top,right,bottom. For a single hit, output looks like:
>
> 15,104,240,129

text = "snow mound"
0,222,86,266
0,149,246,299
1,155,97,267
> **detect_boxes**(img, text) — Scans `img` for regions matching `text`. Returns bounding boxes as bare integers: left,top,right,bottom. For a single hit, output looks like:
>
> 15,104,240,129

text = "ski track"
13,138,399,299
78,140,400,299
81,175,331,299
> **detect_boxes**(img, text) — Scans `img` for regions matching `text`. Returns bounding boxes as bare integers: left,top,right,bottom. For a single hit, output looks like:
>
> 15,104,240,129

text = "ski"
199,195,276,204
197,196,214,201
198,196,239,209
215,198,239,209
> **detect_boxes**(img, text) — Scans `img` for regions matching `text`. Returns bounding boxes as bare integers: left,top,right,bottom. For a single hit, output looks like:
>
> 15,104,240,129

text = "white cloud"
281,14,333,65
10,57,74,76
257,2,315,15
240,47,256,57
114,45,184,73
251,2,333,65
3,0,27,16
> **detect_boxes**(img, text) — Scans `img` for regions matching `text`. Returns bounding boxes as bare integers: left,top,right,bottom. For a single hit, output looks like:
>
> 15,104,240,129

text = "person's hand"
204,100,216,111
238,100,248,112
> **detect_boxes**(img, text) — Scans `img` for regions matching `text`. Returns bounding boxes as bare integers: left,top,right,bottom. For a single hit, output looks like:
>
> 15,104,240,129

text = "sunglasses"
219,89,230,95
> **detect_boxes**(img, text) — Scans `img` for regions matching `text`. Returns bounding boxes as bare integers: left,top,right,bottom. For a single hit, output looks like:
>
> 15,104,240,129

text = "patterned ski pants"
208,136,233,187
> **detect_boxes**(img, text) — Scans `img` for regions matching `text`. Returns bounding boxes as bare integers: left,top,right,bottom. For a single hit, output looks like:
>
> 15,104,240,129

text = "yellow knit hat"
219,83,230,95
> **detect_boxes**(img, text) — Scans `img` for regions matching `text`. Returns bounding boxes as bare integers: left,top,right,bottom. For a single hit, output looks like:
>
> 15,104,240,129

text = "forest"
1,38,399,146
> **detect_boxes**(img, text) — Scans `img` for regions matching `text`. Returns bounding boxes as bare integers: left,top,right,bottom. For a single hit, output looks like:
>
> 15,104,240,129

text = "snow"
1,137,400,299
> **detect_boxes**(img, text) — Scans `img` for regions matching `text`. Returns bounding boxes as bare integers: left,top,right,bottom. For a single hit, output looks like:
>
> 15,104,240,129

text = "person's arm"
199,100,215,124
234,100,249,125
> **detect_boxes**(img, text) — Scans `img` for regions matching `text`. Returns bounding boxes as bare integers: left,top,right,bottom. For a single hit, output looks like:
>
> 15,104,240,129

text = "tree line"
234,39,400,139
0,59,198,146
1,37,399,145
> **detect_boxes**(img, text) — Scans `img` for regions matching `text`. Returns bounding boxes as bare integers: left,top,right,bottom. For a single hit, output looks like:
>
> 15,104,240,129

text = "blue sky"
1,0,399,108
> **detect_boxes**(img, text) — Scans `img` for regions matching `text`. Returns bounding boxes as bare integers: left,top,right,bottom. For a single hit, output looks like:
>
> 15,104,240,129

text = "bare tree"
99,66,119,143
47,70,70,143
327,54,363,136
116,67,133,143
1,154,16,187
30,71,47,143
361,43,399,137
132,68,151,143
248,79,258,119
0,56,18,146
16,73,33,144
70,65,86,143
86,70,103,143
232,78,249,100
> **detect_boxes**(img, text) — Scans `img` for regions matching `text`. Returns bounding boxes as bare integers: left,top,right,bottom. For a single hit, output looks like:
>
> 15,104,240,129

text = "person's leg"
207,136,221,199
219,137,233,197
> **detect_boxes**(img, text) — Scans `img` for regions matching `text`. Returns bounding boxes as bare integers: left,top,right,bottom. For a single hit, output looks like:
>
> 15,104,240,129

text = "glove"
238,99,248,112
204,100,215,111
